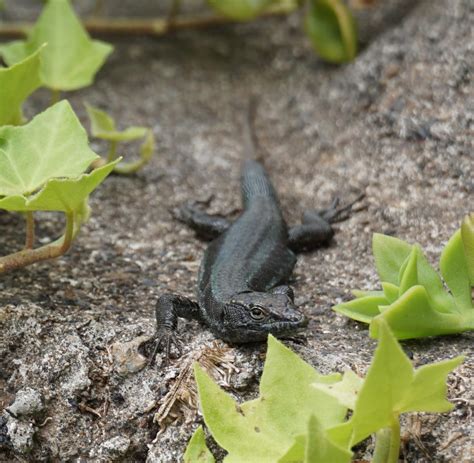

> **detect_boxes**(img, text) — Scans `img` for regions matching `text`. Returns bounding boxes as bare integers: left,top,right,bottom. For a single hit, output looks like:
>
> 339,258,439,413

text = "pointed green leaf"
86,103,147,142
313,369,363,410
461,214,474,285
207,0,274,21
305,415,352,463
372,233,413,285
0,0,113,91
398,245,457,314
351,289,384,299
184,426,215,463
195,336,346,463
0,160,119,213
305,0,357,63
382,282,399,303
400,356,465,413
0,47,42,126
0,101,98,197
440,228,473,313
369,286,465,340
333,294,388,323
398,247,418,294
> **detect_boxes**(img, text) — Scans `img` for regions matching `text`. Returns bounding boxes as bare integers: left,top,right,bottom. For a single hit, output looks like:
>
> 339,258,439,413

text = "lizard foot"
148,329,183,366
307,193,367,224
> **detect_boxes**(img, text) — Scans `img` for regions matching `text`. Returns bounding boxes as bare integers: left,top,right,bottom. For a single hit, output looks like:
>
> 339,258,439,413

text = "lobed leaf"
313,369,363,410
86,103,147,142
372,233,413,285
334,320,463,446
0,47,42,126
305,0,357,63
183,426,215,463
195,335,346,462
0,0,113,91
0,101,98,197
0,160,119,213
305,415,352,463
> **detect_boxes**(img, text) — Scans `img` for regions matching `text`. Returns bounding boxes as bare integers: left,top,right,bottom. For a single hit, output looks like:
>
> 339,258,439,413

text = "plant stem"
166,0,182,31
24,211,35,249
106,140,118,162
50,89,61,106
372,428,391,463
0,212,76,274
387,417,401,463
0,2,298,38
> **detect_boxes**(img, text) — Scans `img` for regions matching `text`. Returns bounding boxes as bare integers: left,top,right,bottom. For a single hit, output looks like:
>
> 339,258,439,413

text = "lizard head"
222,290,308,343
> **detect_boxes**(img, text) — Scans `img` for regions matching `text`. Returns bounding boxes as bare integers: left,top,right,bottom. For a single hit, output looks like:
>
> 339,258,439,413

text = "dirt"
0,0,473,461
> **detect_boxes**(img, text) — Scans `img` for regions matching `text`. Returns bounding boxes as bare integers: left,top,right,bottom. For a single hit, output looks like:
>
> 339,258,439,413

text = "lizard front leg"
153,294,202,362
271,285,295,302
172,203,231,240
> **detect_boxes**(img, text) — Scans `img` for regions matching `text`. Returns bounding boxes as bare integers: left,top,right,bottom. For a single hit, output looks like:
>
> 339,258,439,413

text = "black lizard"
154,118,363,357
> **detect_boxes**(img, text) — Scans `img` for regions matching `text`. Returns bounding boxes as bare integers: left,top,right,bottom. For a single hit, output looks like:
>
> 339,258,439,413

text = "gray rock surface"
0,0,472,461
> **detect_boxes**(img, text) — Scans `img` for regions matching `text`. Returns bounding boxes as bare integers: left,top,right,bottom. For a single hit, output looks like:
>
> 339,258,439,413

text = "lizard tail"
240,96,277,205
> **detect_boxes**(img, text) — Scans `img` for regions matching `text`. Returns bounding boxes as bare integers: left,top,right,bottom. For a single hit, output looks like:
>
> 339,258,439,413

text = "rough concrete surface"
0,0,473,461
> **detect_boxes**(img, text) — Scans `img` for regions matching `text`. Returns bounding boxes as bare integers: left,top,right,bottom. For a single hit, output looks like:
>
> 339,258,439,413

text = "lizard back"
198,160,296,307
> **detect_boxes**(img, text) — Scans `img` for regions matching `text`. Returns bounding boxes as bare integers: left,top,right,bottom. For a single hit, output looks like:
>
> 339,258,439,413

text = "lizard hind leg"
304,193,366,224
288,193,366,252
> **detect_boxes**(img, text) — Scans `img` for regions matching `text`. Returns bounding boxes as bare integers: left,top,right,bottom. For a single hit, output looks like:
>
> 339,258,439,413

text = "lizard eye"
250,306,266,321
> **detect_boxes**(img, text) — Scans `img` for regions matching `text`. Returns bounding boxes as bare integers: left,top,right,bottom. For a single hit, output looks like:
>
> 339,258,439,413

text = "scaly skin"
154,159,363,356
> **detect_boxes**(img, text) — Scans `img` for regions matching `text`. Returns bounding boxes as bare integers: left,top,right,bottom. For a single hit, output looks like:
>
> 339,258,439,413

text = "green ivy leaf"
207,0,274,21
0,47,42,126
277,435,306,463
0,100,98,197
0,161,118,213
305,415,352,463
305,0,357,63
372,233,413,285
313,369,363,410
0,0,113,91
194,335,346,463
369,286,466,340
333,319,463,447
333,294,389,323
183,426,215,463
85,103,147,142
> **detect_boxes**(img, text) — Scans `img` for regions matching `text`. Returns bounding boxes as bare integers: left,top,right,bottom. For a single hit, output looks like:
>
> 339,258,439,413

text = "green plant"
0,100,118,273
85,103,155,175
0,46,42,126
186,321,463,462
208,0,357,62
333,218,474,339
0,0,113,102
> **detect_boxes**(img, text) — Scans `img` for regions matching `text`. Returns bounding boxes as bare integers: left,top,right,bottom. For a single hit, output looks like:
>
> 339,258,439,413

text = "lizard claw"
148,329,183,366
321,192,366,224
